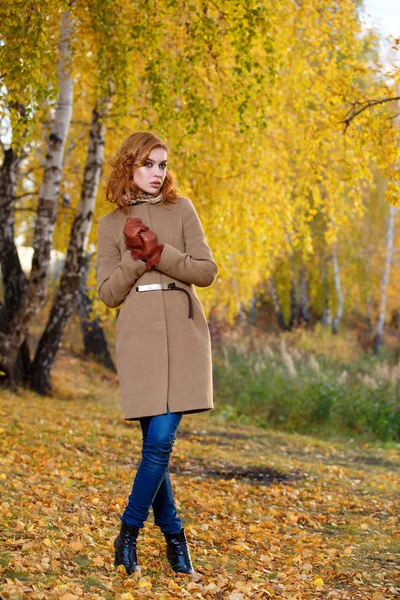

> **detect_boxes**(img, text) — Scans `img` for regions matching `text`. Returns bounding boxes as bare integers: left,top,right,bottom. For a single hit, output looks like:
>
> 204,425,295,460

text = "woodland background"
1,0,399,436
0,1,399,598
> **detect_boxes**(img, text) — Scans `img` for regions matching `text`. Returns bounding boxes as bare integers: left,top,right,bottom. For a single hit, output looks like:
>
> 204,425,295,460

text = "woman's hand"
123,217,149,250
131,229,164,269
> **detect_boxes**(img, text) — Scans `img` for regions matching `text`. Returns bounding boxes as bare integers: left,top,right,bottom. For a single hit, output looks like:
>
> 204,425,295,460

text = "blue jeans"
121,406,183,535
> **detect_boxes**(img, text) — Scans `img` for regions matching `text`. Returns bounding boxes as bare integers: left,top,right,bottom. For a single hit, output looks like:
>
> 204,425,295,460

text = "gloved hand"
131,229,164,270
123,217,149,250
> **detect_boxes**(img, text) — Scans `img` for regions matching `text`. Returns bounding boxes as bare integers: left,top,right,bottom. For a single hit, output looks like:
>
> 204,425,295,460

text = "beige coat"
96,196,218,420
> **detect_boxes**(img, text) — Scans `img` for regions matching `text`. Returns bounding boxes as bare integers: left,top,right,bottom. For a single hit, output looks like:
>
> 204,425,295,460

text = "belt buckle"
136,284,160,292
136,283,172,292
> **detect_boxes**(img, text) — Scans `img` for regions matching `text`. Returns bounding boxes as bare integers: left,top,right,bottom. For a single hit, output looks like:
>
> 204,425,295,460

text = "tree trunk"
21,10,74,327
288,271,297,329
0,146,30,386
0,10,74,388
76,252,116,371
331,239,343,334
30,92,111,394
298,265,310,325
391,308,400,330
321,303,332,327
237,302,247,326
374,205,397,354
248,294,257,325
268,278,289,330
366,296,373,331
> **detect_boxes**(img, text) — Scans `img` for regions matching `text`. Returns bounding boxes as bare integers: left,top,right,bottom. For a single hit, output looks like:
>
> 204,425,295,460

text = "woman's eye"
144,161,166,169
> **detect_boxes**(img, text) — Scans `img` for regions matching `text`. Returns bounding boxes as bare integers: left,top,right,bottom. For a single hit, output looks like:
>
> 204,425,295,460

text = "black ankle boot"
164,527,195,574
114,521,141,575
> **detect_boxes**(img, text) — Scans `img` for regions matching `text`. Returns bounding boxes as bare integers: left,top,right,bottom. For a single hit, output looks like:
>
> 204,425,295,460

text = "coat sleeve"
96,217,147,308
156,198,218,287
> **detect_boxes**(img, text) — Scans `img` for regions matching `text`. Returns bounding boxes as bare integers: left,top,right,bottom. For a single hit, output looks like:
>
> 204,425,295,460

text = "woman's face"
132,147,168,195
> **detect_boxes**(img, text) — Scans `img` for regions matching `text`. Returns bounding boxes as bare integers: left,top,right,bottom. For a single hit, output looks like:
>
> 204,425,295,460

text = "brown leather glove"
123,217,149,250
131,229,164,270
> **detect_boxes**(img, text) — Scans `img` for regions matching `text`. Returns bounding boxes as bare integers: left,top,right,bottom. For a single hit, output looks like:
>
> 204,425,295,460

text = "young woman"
96,131,218,576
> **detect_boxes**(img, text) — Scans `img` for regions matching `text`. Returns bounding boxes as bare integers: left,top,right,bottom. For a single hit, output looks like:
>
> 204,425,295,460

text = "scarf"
123,189,163,206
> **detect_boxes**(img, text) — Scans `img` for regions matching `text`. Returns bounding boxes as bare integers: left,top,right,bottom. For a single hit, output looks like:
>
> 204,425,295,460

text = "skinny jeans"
121,406,183,535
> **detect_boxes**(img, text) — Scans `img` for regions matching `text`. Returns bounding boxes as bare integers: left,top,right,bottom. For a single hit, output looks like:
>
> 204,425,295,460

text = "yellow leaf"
204,582,221,593
69,541,83,553
186,581,200,591
314,577,324,587
43,538,52,547
0,473,6,480
52,585,69,594
121,594,134,600
138,580,152,589
168,581,180,590
231,544,247,552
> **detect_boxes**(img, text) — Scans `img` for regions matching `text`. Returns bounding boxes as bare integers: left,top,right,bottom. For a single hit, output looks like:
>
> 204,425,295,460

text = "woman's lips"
151,182,161,187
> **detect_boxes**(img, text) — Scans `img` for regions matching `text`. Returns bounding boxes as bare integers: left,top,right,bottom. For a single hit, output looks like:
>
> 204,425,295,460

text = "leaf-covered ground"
1,351,399,599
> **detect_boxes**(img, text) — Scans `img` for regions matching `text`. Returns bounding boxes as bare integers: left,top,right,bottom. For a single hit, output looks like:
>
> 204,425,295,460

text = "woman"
96,131,218,576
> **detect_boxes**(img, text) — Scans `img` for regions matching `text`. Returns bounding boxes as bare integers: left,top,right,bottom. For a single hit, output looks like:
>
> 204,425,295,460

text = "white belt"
136,283,173,292
135,282,194,319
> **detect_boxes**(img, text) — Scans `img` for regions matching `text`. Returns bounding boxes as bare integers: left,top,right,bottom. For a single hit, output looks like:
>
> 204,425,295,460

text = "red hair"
105,131,179,214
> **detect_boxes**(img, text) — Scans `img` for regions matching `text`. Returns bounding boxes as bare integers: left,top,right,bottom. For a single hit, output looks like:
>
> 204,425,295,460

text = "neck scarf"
123,189,163,206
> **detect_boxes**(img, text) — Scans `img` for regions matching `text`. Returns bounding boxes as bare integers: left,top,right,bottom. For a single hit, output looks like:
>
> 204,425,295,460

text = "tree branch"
342,96,400,132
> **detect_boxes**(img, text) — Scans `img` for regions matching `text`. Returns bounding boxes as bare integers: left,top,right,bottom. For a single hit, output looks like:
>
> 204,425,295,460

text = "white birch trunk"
1,9,74,386
332,239,343,334
22,9,74,325
30,92,112,393
374,204,397,353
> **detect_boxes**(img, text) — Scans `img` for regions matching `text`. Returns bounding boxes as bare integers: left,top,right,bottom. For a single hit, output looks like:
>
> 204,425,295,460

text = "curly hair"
105,131,180,214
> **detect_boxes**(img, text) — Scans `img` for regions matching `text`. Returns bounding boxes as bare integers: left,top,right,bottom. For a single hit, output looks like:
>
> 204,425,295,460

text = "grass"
212,325,400,443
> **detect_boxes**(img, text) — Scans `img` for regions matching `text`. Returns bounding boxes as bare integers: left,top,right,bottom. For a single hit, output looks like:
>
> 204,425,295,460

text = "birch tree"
331,237,344,335
30,92,111,393
0,2,65,385
4,9,74,387
374,204,397,353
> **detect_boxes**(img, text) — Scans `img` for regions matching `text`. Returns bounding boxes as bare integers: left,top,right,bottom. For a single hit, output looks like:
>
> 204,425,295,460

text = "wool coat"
96,196,218,420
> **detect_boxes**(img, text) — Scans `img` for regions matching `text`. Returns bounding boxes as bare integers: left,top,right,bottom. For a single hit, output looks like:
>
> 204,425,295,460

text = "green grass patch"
82,575,108,591
0,553,10,567
213,341,400,442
